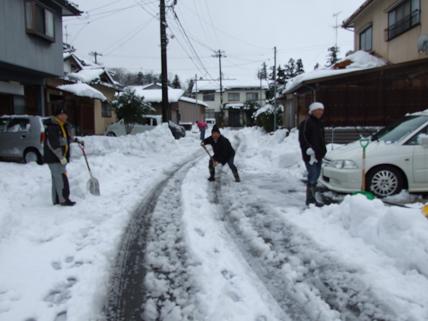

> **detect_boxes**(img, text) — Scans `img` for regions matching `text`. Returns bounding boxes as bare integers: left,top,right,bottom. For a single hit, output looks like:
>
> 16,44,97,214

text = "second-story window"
228,92,240,102
25,0,55,41
246,92,259,102
359,25,373,51
202,93,215,101
387,0,421,41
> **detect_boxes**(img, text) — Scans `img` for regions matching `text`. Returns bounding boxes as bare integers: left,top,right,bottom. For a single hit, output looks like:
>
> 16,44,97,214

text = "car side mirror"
418,134,428,148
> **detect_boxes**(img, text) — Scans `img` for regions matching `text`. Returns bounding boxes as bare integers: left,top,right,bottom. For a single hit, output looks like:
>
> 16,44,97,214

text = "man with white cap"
298,102,327,207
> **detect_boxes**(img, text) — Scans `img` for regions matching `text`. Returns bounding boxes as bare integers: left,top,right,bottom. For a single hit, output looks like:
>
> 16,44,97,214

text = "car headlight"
330,160,358,169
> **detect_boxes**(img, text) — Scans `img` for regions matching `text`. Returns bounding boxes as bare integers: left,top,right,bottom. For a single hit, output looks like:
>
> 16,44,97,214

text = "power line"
167,23,209,77
103,19,155,55
170,8,215,79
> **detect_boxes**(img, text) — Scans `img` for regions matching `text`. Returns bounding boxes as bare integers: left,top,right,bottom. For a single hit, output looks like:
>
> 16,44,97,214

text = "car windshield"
372,115,428,143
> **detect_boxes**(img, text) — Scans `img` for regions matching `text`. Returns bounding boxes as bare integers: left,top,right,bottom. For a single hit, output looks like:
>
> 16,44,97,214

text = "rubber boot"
306,184,315,206
233,171,241,183
306,184,323,207
208,160,215,182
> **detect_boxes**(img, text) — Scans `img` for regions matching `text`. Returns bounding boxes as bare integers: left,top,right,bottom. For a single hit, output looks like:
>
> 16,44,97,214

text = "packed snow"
0,125,427,321
284,50,387,94
57,83,107,101
0,125,199,321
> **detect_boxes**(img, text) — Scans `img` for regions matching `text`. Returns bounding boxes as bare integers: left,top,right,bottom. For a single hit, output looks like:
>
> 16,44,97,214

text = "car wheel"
367,166,404,198
106,132,117,137
24,149,41,164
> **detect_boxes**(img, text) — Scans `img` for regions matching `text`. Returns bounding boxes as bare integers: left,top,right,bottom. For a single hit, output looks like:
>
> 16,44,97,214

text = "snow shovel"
78,144,100,196
353,138,375,200
201,144,214,161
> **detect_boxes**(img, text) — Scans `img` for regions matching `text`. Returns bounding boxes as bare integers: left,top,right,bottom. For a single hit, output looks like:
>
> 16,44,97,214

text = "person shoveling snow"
44,107,84,207
299,102,327,207
201,125,240,182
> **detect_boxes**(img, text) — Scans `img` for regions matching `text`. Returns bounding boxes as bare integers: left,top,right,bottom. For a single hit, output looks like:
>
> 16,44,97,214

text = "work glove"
60,158,68,166
306,148,318,165
306,148,315,156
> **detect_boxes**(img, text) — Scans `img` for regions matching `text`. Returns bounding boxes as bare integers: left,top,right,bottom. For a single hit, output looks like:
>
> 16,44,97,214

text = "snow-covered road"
1,127,427,321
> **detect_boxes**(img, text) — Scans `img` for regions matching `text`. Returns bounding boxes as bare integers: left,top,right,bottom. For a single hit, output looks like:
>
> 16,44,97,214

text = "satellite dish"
417,34,428,54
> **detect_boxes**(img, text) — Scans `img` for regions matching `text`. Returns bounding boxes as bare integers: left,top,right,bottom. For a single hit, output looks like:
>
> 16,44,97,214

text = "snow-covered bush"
253,104,283,132
112,88,153,134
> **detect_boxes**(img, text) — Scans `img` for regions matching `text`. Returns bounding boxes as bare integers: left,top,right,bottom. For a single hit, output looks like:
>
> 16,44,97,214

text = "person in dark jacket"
202,125,240,182
298,102,327,206
44,107,82,206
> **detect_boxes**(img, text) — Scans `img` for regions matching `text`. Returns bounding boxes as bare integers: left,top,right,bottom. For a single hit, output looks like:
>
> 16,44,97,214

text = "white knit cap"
309,102,325,114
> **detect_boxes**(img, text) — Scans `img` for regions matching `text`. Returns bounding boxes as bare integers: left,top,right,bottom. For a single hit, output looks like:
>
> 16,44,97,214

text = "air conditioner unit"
417,34,428,54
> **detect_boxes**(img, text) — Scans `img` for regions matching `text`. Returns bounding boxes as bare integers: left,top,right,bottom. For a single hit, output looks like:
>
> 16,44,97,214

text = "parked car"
206,118,215,126
106,115,162,137
0,115,47,164
106,115,186,139
320,110,428,198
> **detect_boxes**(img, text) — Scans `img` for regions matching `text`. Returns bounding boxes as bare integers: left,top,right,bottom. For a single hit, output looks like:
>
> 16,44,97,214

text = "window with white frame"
25,0,55,41
359,25,373,51
228,92,240,102
246,92,259,102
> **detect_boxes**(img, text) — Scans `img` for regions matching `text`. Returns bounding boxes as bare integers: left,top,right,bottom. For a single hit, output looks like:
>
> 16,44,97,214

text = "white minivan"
321,110,428,198
105,115,162,137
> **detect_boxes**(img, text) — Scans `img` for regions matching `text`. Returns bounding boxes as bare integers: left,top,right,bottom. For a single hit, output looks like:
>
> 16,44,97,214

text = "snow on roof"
68,68,106,83
129,85,184,103
194,79,269,93
224,103,245,110
57,83,107,101
283,51,387,94
179,96,208,108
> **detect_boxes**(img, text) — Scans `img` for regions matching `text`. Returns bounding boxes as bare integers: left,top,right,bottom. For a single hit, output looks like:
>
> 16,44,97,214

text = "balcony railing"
385,10,421,41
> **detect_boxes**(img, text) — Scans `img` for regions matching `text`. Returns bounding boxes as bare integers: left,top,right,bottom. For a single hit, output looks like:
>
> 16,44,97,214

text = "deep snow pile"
0,125,200,321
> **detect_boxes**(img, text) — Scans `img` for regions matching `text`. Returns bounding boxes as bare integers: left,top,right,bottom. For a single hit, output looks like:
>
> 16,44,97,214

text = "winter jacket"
298,115,327,163
43,117,73,164
203,135,235,165
197,121,208,130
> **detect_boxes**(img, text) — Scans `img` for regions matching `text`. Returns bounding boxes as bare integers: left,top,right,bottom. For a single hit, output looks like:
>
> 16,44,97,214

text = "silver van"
0,115,47,164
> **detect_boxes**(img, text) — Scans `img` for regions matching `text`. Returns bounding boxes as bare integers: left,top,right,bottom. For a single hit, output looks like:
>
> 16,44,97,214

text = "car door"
407,125,428,184
0,117,10,157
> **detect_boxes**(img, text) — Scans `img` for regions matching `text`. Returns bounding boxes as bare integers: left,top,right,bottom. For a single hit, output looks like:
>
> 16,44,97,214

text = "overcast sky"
64,0,364,83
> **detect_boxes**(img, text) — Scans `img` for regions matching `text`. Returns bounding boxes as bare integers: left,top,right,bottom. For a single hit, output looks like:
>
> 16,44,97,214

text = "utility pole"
273,46,278,131
89,51,103,65
212,50,226,112
64,25,69,44
194,74,199,118
160,0,169,122
333,11,342,48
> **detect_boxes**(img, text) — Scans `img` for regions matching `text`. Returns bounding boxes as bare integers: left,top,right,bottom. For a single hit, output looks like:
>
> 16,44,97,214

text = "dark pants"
305,161,322,186
209,156,238,178
200,128,206,141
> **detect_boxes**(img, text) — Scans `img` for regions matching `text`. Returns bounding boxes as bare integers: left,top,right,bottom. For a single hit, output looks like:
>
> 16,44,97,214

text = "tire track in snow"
215,173,398,321
104,155,203,321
